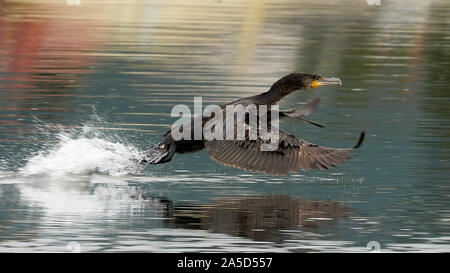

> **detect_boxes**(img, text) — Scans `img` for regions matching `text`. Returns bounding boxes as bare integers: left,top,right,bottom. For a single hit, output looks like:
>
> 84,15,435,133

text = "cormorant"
138,73,365,175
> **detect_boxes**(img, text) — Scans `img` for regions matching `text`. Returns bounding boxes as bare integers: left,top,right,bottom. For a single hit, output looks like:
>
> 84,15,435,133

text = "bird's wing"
280,98,320,118
205,130,364,175
279,98,324,128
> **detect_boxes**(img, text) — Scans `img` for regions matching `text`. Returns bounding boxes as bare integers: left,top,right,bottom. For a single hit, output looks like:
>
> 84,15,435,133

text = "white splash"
20,132,141,177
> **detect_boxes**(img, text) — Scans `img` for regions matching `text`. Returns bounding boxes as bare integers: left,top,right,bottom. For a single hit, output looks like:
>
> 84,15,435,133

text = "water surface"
0,0,449,252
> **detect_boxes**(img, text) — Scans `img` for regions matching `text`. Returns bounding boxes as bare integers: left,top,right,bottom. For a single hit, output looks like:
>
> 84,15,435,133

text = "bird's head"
270,73,342,93
302,73,342,89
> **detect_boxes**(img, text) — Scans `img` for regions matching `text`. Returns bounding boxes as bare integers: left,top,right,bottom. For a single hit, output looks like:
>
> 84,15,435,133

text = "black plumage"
138,73,364,175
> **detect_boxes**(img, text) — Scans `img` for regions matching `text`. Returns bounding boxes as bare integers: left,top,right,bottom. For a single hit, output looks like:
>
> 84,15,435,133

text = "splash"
19,118,143,177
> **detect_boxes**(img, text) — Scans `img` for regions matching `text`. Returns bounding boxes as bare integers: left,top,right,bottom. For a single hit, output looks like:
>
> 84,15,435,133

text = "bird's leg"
156,143,177,163
135,143,177,173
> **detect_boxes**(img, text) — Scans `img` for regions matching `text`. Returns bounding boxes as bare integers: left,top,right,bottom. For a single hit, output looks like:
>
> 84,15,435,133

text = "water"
0,0,449,252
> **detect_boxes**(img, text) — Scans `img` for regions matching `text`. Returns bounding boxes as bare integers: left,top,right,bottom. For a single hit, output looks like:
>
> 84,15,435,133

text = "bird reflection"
141,195,351,242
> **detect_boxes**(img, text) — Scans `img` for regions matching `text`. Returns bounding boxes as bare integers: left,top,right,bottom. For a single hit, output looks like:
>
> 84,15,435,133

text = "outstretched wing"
279,98,324,128
205,131,364,175
280,98,320,118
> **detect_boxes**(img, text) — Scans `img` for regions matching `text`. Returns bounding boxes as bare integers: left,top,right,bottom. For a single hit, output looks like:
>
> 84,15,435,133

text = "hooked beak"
311,76,342,88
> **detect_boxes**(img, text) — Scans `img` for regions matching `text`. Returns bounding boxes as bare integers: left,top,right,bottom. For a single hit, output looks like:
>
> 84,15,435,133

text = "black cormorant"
138,73,365,175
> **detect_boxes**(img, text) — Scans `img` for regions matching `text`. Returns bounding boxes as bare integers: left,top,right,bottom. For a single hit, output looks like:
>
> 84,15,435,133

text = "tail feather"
135,144,170,173
144,145,170,164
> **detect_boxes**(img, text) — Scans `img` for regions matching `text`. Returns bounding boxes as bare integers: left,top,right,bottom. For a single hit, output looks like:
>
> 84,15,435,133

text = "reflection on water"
165,195,351,242
0,0,449,252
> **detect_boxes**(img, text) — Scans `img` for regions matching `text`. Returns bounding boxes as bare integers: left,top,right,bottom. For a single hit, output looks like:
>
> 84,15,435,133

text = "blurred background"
0,0,448,252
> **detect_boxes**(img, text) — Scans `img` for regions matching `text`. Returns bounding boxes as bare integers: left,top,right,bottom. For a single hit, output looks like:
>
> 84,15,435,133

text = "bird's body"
138,73,364,175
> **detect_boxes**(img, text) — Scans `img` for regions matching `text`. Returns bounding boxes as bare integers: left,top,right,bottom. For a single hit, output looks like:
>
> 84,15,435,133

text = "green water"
0,0,449,252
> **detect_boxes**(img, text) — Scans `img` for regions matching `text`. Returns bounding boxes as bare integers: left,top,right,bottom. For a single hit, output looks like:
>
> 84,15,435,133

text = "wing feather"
205,130,364,175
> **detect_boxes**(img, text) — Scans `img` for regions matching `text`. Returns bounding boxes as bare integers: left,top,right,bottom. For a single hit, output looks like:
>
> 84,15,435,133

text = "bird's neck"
254,84,301,105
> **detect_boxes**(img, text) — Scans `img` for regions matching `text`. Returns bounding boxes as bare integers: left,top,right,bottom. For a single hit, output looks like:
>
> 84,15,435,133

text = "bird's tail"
135,143,175,173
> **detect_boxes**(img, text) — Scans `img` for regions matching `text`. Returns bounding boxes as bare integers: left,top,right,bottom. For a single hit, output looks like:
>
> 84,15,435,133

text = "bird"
137,73,365,175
